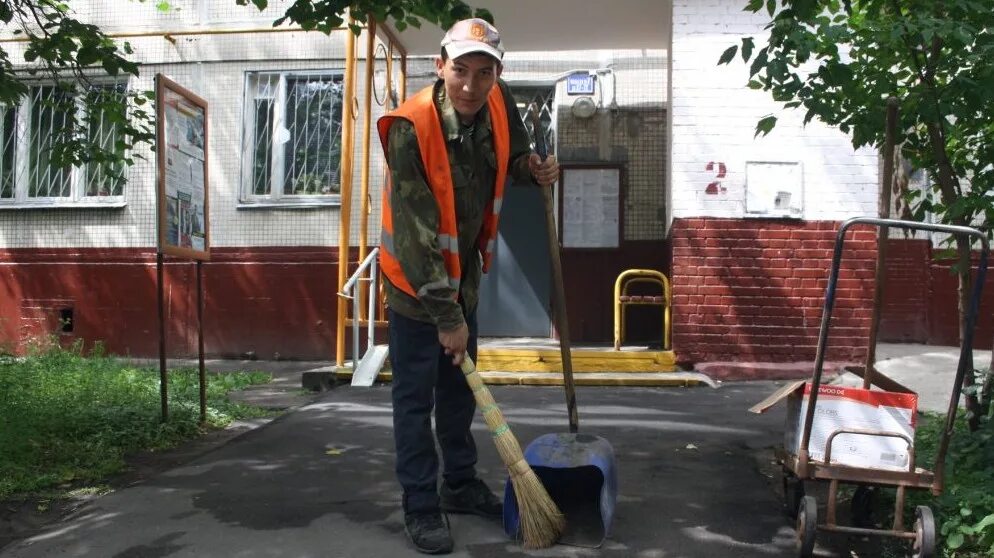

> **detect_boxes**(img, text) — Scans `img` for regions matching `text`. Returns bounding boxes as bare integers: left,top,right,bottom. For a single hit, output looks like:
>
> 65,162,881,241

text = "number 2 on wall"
705,161,727,195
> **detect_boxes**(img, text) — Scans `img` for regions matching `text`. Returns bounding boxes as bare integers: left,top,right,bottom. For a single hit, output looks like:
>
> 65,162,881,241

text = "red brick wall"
878,239,930,343
671,218,876,364
876,239,994,349
0,247,345,360
923,253,994,349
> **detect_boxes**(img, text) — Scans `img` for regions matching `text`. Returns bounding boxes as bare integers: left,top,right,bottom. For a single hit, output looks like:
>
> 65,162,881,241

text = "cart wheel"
850,486,877,528
782,470,805,518
796,495,817,557
912,505,936,558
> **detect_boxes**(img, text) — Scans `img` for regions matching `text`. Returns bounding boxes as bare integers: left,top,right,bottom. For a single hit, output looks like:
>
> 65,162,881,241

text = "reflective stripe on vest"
377,85,510,299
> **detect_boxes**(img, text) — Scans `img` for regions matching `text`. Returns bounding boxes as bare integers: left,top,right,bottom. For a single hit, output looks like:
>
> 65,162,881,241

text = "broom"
459,355,565,548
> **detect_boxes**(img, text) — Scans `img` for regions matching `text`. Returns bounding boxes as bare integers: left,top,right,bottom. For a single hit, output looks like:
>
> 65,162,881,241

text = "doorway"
478,84,556,337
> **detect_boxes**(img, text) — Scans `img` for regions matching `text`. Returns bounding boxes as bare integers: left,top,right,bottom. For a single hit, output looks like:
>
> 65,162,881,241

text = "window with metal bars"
0,82,127,205
510,85,556,157
241,71,345,204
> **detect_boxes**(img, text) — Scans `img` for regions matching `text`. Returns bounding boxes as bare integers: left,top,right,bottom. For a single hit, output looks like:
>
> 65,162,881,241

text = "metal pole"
157,252,168,422
367,254,378,351
353,293,360,369
357,19,376,320
197,260,206,425
335,18,358,367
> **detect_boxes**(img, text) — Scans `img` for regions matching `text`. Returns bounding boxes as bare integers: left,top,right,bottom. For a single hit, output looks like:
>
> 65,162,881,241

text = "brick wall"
878,239,930,343
671,217,876,364
668,0,882,365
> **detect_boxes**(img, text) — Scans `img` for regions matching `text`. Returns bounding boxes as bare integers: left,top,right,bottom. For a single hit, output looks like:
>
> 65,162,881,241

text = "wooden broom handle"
529,104,578,434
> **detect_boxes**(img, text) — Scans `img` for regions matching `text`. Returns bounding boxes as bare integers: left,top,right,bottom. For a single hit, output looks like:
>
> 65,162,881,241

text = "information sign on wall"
745,161,803,218
561,166,621,248
566,72,596,95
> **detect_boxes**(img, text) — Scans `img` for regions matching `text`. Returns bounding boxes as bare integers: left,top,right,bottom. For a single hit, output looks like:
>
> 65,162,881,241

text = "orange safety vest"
377,85,510,299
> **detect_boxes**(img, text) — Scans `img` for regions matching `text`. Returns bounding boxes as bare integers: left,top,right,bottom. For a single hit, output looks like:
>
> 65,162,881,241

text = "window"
241,71,345,205
0,82,128,206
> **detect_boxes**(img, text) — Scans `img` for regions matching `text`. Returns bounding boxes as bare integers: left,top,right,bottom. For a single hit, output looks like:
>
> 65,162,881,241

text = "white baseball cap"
440,18,504,61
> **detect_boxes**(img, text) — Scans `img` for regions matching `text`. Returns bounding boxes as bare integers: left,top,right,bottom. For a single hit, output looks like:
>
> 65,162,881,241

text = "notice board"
560,165,621,249
156,74,210,260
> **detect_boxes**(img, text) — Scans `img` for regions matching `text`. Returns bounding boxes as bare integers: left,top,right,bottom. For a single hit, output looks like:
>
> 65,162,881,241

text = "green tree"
0,0,490,186
720,0,994,426
0,1,156,182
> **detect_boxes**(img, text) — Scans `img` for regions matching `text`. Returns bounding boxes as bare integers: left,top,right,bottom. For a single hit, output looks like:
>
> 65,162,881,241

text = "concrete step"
316,367,715,388
476,348,678,373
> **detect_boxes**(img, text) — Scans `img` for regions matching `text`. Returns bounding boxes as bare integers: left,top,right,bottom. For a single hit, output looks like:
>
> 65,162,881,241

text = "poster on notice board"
156,74,209,260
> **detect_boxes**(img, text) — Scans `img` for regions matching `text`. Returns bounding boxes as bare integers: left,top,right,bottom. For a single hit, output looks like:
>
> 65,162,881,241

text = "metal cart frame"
782,217,989,558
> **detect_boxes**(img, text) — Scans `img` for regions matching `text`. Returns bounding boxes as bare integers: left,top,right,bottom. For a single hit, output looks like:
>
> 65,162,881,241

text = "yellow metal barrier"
613,269,671,350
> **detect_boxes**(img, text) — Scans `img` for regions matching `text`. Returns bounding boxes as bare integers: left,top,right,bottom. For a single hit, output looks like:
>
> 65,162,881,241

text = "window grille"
511,86,556,156
0,82,127,205
242,71,345,204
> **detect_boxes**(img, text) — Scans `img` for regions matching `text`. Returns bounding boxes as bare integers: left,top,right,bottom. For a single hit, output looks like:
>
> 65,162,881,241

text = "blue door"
478,85,555,337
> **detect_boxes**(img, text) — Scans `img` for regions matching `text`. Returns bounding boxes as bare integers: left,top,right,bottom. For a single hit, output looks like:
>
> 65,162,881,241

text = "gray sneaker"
404,510,453,555
440,478,503,518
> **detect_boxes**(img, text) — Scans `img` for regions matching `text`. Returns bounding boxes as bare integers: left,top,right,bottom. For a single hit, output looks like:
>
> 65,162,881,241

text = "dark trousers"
388,308,479,514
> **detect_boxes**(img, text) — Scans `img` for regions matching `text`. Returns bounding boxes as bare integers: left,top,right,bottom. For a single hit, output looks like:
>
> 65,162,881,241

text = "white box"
751,381,918,472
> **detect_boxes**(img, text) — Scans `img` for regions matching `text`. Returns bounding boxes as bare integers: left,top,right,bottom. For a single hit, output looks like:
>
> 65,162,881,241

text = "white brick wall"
670,0,879,222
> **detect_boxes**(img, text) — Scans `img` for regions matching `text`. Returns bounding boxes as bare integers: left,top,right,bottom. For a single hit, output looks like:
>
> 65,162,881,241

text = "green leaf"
755,115,777,137
947,532,964,549
973,513,994,532
766,0,776,17
718,45,738,65
742,37,755,61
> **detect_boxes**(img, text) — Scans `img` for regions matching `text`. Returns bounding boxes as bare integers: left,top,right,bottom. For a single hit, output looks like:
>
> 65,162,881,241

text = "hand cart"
780,217,989,558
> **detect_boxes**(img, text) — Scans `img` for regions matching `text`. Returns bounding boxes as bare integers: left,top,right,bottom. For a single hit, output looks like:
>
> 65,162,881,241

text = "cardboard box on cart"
751,381,918,472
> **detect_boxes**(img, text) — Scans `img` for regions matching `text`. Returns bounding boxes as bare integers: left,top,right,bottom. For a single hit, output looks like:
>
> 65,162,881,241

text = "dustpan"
503,432,617,546
503,106,618,547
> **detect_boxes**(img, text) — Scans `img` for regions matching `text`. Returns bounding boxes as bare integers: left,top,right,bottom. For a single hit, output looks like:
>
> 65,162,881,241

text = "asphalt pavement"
1,342,980,557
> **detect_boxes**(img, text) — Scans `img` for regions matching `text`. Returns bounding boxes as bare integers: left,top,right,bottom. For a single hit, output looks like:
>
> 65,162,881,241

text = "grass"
904,411,994,557
0,341,274,500
862,411,994,558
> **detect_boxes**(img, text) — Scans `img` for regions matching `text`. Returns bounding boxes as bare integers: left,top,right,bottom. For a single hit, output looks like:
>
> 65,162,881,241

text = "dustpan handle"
530,104,579,434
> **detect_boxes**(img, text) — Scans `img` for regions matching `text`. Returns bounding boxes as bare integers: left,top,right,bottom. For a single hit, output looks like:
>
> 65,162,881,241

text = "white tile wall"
0,3,388,249
670,0,879,222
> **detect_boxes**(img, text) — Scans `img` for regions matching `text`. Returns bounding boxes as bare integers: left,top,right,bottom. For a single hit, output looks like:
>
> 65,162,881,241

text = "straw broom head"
460,356,565,548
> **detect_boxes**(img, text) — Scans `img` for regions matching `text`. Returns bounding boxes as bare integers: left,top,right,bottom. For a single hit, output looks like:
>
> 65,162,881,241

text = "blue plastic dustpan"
503,432,617,548
510,109,618,547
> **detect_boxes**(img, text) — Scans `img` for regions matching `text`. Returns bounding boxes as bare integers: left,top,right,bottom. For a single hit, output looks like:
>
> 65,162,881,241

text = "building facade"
0,0,988,364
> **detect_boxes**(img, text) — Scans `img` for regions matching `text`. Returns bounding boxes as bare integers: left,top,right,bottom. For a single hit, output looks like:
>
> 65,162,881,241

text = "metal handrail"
339,247,379,369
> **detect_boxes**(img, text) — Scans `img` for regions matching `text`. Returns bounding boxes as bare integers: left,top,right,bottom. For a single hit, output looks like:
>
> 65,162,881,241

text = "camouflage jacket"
383,79,536,331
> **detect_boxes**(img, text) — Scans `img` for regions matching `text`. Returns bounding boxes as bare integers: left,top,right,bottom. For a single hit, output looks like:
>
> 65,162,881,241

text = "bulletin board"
156,74,210,260
559,165,622,249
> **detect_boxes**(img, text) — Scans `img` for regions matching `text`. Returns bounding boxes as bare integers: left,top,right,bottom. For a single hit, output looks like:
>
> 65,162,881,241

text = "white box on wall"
745,161,803,218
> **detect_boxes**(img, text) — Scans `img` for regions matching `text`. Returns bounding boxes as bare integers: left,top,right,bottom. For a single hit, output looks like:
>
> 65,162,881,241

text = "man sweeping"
377,17,560,555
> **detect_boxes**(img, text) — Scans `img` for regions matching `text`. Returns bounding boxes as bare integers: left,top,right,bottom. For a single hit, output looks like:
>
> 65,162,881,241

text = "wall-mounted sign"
561,166,621,249
566,72,596,96
745,161,803,218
